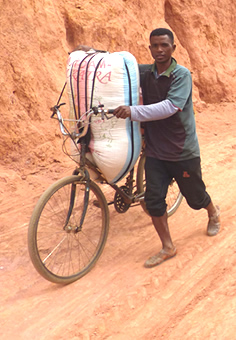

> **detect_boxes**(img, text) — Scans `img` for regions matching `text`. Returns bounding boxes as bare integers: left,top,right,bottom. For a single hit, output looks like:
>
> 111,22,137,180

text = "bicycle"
28,103,183,284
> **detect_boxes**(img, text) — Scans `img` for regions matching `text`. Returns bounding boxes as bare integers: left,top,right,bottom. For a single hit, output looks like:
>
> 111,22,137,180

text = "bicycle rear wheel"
136,153,183,217
28,175,109,284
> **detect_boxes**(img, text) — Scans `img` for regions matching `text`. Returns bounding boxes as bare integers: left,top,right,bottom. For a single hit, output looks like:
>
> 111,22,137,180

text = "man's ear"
172,44,176,53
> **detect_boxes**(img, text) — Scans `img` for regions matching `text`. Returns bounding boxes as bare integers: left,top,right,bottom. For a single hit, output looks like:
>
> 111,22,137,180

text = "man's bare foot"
144,248,177,268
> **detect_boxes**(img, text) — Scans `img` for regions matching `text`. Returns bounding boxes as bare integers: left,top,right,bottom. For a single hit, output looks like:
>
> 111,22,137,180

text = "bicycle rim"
165,180,183,217
28,176,109,284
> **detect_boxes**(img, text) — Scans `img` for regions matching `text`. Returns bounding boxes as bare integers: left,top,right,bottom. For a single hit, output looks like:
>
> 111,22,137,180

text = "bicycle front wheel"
28,175,109,284
136,153,183,217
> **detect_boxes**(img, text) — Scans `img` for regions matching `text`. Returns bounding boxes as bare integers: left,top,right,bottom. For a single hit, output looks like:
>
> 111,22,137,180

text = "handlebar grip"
92,106,114,115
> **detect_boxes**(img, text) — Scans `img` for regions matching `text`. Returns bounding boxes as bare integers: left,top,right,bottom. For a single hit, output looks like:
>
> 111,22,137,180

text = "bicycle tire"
28,175,109,284
136,153,183,217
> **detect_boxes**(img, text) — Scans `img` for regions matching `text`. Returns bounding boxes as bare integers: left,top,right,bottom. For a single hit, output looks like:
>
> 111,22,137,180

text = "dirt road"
1,102,236,339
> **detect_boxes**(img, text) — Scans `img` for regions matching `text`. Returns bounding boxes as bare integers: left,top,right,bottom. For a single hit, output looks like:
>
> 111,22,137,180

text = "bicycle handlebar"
50,104,115,139
92,106,114,114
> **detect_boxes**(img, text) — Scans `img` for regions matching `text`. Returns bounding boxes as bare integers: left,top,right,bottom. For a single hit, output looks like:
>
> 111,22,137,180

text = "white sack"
66,50,141,183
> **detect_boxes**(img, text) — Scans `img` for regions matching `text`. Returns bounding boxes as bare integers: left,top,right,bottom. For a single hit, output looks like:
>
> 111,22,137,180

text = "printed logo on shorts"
183,171,190,178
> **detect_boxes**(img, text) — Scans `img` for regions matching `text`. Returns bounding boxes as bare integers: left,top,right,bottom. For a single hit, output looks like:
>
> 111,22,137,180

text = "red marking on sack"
96,71,112,84
99,59,111,68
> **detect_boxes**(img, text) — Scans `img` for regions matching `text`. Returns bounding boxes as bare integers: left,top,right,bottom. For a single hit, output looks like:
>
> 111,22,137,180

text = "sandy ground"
1,102,236,340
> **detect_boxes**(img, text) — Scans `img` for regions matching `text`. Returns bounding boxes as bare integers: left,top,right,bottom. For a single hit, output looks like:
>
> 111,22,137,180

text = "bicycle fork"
63,141,91,233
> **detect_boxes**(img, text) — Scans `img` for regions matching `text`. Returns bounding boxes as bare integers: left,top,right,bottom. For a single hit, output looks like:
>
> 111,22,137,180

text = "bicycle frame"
51,104,145,218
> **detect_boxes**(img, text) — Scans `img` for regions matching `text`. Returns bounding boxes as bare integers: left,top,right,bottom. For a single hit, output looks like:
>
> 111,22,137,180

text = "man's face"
149,34,176,65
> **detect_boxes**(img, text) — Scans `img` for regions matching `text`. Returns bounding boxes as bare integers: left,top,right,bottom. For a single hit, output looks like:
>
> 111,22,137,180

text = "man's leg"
173,158,221,236
144,157,177,268
144,211,177,268
152,212,174,250
205,201,220,236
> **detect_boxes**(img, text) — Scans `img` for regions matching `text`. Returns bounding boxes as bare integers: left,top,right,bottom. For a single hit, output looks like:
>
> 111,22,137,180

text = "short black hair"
150,28,174,44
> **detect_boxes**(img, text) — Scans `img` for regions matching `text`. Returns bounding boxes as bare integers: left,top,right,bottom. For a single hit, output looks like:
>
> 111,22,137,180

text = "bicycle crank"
114,186,131,213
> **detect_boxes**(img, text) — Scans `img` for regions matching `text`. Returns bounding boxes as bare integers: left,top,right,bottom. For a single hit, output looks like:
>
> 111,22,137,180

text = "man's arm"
113,99,178,121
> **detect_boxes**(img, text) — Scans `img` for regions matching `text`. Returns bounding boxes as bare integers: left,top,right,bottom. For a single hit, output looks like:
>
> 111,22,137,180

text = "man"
114,28,220,268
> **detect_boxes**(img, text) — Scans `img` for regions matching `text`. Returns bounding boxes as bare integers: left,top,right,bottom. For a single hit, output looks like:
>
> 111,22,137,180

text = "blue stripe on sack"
121,51,139,105
110,52,141,184
122,53,142,174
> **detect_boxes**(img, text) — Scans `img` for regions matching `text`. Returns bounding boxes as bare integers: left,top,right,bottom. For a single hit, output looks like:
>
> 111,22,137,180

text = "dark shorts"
144,156,211,217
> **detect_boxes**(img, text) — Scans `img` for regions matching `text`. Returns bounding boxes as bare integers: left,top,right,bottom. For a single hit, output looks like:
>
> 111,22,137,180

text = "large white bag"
66,50,141,184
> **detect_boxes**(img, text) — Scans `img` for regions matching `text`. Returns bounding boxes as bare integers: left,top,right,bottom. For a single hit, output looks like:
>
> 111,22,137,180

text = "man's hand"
113,106,131,119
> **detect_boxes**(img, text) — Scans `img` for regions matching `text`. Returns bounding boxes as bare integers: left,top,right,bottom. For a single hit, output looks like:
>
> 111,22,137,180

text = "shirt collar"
151,58,177,77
